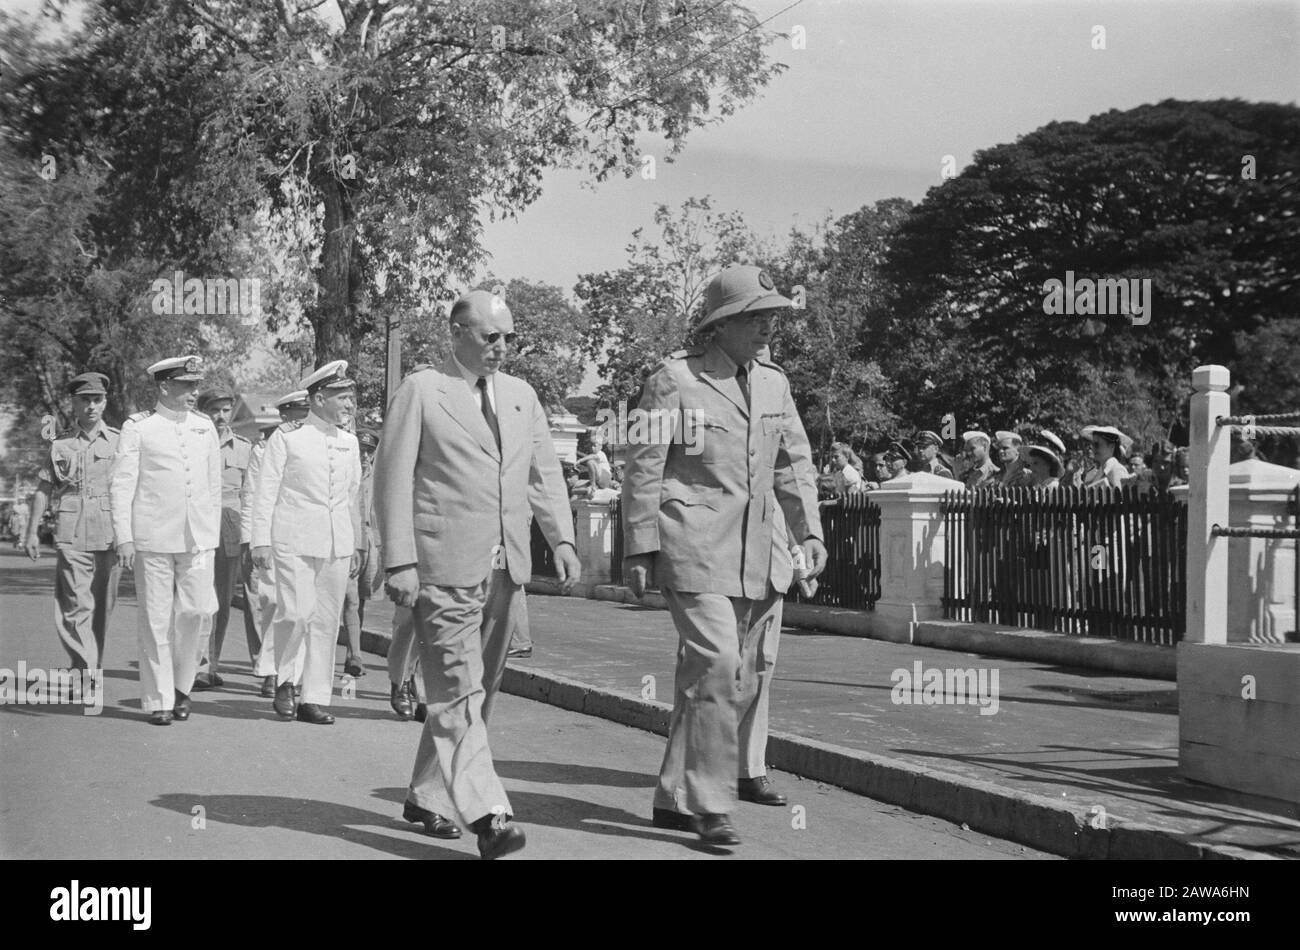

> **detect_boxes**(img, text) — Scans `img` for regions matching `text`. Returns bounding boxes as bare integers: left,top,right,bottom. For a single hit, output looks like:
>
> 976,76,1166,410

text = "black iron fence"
789,493,882,610
941,485,1188,645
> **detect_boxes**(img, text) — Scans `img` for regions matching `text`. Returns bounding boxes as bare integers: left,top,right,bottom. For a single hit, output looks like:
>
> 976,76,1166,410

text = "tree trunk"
312,175,356,366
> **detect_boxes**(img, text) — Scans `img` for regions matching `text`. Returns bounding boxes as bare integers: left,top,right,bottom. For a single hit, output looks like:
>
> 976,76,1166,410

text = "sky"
474,0,1300,294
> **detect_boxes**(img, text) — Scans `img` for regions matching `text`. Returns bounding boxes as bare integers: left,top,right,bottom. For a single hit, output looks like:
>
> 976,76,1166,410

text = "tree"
577,195,755,407
882,99,1300,447
11,0,786,379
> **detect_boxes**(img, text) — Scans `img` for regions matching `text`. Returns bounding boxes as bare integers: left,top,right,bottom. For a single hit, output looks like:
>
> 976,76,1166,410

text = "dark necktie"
736,365,750,408
477,376,501,451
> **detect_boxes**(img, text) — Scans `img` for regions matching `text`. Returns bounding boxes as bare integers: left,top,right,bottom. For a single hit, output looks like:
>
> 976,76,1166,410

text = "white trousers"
270,548,348,706
135,549,217,712
249,562,304,682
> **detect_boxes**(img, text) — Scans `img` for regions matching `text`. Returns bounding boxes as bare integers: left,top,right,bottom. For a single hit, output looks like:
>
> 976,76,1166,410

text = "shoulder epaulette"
278,420,304,432
128,410,154,422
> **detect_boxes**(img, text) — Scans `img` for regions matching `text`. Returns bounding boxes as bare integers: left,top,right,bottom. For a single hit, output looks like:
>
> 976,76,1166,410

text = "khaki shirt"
963,458,1001,490
37,421,120,551
218,430,253,554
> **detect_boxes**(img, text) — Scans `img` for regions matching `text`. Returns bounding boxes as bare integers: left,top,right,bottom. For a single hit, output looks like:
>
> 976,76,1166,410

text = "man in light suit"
375,289,579,860
110,356,222,725
251,363,362,726
621,265,826,849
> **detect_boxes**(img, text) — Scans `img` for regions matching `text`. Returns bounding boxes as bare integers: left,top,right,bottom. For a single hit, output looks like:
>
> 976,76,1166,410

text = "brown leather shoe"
295,702,335,725
472,812,526,860
390,681,413,720
402,799,462,839
738,775,787,806
652,808,696,832
696,814,740,848
272,681,296,720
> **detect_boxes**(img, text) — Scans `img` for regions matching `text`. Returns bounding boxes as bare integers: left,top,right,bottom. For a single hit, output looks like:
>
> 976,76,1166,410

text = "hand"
385,565,419,609
116,541,135,570
555,542,581,595
252,545,272,571
349,550,362,578
24,533,41,561
803,538,828,579
624,553,655,599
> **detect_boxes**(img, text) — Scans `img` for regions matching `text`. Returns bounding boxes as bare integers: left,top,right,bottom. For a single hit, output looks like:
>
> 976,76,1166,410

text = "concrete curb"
524,580,1176,681
361,627,1270,860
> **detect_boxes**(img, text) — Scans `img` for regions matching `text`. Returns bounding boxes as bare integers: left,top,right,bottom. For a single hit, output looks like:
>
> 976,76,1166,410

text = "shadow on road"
150,792,473,860
495,759,656,789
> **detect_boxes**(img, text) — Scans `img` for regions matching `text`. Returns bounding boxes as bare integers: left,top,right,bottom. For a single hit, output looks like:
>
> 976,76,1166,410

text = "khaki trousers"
54,547,120,671
270,548,348,706
135,549,216,712
406,569,522,827
202,547,259,672
654,587,784,815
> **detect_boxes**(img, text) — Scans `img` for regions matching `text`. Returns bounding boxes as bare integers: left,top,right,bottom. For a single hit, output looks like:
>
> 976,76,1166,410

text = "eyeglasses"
454,323,517,345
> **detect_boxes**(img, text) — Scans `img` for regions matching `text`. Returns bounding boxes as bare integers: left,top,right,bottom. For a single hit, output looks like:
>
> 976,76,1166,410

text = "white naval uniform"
251,412,361,707
240,439,304,684
109,403,221,712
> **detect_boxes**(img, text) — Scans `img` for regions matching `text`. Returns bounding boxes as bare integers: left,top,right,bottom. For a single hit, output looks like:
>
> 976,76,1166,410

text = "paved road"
0,547,1050,859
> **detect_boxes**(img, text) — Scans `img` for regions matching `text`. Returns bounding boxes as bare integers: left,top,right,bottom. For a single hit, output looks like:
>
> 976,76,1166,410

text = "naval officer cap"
697,265,793,333
275,389,310,411
357,428,380,452
148,355,205,383
300,360,354,395
67,372,110,396
914,430,943,447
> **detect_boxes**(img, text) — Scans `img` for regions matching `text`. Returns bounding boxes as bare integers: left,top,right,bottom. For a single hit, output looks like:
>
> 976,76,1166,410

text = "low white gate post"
1185,365,1232,645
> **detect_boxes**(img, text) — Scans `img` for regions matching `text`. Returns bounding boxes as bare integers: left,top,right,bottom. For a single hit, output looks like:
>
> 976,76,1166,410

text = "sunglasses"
455,323,517,345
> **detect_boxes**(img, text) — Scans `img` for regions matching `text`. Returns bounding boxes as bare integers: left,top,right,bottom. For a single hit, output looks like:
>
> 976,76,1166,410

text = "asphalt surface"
0,546,1051,859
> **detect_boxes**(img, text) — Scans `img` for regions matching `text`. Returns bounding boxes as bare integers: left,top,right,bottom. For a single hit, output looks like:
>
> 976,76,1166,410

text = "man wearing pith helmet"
621,263,826,850
109,355,222,726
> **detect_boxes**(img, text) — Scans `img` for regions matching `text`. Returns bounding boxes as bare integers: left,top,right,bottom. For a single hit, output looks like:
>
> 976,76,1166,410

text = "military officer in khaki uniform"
24,372,122,673
110,356,222,725
251,362,362,726
193,389,254,688
914,431,956,479
994,431,1033,488
622,264,826,849
961,431,1001,489
242,391,310,698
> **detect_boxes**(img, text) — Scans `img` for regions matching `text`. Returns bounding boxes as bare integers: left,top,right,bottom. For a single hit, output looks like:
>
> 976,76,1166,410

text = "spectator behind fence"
961,431,1000,489
870,451,893,487
1023,444,1063,490
886,440,912,480
913,431,955,479
995,431,1033,487
828,442,865,494
1080,425,1131,489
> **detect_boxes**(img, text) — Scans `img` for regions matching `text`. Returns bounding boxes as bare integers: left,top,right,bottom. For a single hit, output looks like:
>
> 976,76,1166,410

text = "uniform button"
750,449,756,456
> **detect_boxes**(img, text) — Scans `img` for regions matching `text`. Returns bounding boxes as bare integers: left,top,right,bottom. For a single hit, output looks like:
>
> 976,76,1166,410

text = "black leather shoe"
272,681,296,720
652,808,696,832
191,674,214,691
260,675,276,698
344,656,364,677
413,702,427,723
402,799,462,839
472,812,526,860
390,681,413,720
149,710,173,726
738,775,787,806
696,814,740,848
506,647,532,659
173,690,191,721
295,703,335,725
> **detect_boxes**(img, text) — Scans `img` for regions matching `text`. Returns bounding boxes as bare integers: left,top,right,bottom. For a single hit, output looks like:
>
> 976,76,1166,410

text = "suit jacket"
373,358,574,588
110,404,221,553
251,413,361,559
621,341,823,600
